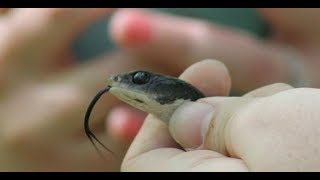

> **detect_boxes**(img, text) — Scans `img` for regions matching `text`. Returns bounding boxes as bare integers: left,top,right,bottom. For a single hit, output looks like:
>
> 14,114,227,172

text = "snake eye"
132,71,150,84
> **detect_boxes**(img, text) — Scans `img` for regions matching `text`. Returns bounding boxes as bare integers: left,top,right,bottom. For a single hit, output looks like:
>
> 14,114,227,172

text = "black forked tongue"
84,86,115,159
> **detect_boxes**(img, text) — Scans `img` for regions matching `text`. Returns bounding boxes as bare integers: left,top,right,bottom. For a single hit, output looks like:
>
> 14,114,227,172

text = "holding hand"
121,59,320,172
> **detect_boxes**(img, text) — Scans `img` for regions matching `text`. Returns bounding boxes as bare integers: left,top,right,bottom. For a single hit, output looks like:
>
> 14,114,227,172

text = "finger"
168,59,231,148
0,8,112,76
107,105,146,144
122,148,248,172
121,114,183,172
122,59,232,169
178,59,231,97
169,82,294,150
109,8,294,93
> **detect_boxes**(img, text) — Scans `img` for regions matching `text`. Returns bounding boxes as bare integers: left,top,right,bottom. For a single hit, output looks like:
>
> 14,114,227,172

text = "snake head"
106,70,205,123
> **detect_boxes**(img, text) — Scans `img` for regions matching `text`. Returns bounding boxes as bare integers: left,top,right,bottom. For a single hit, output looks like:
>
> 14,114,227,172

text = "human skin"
1,8,320,171
0,8,158,171
121,59,320,172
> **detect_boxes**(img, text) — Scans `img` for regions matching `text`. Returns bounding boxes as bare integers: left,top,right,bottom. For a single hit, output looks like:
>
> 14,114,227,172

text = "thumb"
168,96,254,152
169,87,320,171
169,83,293,152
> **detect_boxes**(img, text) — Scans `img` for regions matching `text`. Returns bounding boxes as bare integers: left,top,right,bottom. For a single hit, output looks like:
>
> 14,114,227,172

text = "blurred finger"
107,105,146,144
109,8,295,93
0,8,112,78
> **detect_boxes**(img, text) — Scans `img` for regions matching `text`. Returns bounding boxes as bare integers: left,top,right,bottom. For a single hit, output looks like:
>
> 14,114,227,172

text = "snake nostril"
111,75,120,82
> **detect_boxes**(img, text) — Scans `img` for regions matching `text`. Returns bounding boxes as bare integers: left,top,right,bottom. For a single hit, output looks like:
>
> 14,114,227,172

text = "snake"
84,70,205,158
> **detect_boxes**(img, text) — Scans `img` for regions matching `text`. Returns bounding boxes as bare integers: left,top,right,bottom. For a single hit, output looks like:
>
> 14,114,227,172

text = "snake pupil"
132,71,150,84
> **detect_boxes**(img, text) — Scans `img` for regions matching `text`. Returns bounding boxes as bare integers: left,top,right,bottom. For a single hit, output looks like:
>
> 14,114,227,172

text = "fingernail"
107,106,146,143
110,9,153,47
169,102,214,149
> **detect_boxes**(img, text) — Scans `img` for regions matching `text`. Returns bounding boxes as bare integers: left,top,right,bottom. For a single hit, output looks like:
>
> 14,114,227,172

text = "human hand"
121,59,320,172
0,8,160,171
109,8,320,93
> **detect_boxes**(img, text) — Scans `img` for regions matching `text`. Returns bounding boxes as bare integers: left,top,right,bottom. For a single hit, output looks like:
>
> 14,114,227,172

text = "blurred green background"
73,8,270,61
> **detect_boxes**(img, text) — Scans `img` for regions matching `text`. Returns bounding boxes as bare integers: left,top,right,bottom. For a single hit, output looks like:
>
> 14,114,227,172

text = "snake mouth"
109,86,150,104
106,76,117,87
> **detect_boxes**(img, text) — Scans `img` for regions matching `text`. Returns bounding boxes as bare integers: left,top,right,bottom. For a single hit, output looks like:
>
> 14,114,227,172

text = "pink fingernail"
125,12,152,46
110,10,153,47
107,106,146,143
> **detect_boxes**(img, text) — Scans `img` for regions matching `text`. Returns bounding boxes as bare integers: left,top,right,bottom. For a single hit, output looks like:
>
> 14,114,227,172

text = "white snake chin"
109,87,191,124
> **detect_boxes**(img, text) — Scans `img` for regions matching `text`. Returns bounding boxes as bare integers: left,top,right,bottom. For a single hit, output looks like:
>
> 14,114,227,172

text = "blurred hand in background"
0,8,149,171
0,8,320,171
109,8,320,92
